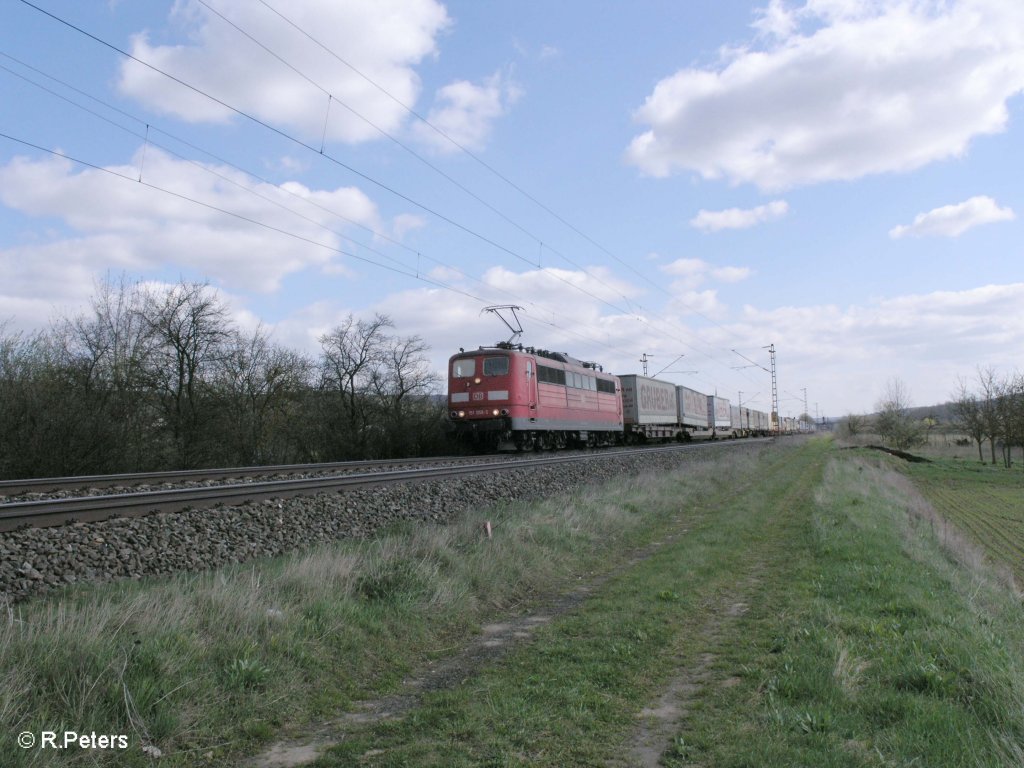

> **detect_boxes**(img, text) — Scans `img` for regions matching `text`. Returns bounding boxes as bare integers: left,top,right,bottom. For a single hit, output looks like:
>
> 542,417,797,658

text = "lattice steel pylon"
766,343,779,434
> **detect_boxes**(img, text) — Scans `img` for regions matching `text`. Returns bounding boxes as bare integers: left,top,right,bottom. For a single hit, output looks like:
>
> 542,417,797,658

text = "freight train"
447,342,792,451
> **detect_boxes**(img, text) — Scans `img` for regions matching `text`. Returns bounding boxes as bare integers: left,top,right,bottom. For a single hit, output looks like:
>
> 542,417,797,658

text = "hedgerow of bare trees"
0,277,447,479
952,367,1024,467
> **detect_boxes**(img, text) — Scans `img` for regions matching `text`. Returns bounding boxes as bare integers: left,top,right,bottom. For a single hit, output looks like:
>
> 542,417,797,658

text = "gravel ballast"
0,444,759,603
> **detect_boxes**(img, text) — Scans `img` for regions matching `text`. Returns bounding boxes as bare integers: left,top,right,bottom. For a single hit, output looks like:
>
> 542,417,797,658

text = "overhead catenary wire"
194,0,633,304
198,0,751,368
223,2,778,390
0,54,656,365
251,0,752,342
0,130,490,303
12,0,751,369
7,1,774,394
14,1,684,360
8,3,749,391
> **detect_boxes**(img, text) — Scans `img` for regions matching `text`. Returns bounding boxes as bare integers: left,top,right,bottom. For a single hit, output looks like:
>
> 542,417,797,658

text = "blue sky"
2,0,1023,418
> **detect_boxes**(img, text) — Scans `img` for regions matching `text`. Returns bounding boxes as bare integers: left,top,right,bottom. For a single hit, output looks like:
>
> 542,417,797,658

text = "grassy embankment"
315,441,1024,767
3,438,1024,766
2,442,766,766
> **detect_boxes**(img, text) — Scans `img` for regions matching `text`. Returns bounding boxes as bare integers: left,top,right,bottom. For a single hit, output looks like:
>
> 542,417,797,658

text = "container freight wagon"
741,406,761,435
749,409,767,435
730,405,743,436
677,385,710,432
619,374,680,441
706,395,731,434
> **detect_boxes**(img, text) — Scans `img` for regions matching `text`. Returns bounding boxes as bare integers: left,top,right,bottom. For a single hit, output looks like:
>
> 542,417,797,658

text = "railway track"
0,440,770,532
0,454,513,497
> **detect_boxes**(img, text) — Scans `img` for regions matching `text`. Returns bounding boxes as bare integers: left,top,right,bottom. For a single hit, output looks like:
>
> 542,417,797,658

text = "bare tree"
372,333,442,457
875,377,923,450
215,326,312,464
59,275,160,470
951,377,986,462
994,373,1024,468
842,412,865,438
975,366,1003,464
0,323,113,477
318,314,392,458
2,292,451,477
139,282,233,467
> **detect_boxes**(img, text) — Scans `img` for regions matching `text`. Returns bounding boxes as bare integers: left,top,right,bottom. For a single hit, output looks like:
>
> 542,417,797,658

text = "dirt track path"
248,534,695,768
616,444,821,767
247,441,822,767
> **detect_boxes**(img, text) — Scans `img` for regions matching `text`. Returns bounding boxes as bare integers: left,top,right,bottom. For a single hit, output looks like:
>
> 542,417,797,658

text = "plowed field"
908,460,1024,584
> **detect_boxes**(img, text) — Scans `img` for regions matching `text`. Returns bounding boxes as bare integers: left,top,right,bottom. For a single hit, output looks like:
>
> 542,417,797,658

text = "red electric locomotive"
447,342,623,451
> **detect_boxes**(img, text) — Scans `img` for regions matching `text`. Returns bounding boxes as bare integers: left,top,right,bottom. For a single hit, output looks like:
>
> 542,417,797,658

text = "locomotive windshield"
452,359,475,378
483,356,509,376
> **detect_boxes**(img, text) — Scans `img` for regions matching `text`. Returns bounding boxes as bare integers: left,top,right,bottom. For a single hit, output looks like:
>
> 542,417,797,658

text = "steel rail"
0,454,510,496
0,440,770,532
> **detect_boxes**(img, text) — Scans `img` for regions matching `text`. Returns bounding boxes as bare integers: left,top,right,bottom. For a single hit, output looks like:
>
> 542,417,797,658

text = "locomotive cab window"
452,359,475,378
483,356,509,376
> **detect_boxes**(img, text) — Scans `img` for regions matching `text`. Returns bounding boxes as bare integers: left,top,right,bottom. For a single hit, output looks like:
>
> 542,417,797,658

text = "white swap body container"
754,409,769,431
676,385,709,428
706,395,732,429
619,374,679,426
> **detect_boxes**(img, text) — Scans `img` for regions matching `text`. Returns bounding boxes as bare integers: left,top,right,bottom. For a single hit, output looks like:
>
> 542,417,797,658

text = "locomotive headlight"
500,409,509,416
492,409,500,416
457,410,466,418
450,410,458,419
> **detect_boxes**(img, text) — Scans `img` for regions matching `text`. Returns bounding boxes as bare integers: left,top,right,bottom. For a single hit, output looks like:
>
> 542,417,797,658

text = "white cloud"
728,282,1024,413
118,0,450,145
391,213,427,241
752,0,798,39
670,289,725,318
661,257,708,279
330,269,1024,415
413,71,522,153
6,243,1016,418
626,0,1024,190
690,200,788,232
478,265,640,312
661,258,753,290
889,195,1015,238
0,147,387,326
712,266,753,283
272,155,310,175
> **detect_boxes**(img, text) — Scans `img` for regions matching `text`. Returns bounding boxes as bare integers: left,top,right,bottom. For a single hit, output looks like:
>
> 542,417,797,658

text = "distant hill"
839,402,958,424
906,402,956,423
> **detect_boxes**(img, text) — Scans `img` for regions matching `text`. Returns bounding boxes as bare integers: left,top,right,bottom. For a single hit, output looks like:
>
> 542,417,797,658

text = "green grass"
314,441,1024,767
665,453,1024,767
0,444,765,766
4,440,1024,767
316,438,830,767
